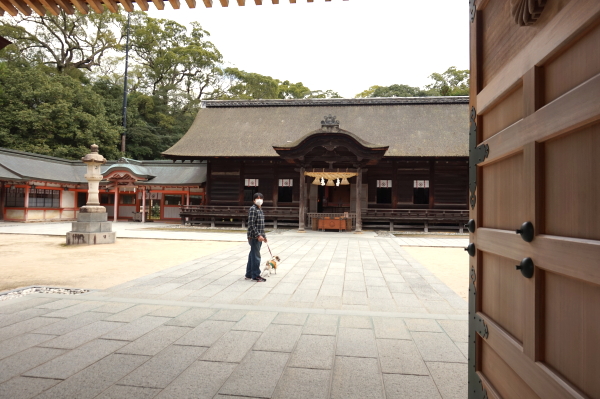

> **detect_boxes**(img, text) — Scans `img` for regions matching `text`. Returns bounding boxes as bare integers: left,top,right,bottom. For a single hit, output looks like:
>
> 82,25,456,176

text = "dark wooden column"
429,159,435,209
239,160,245,205
205,161,212,205
0,182,5,220
355,167,362,232
392,160,398,209
298,166,305,231
272,164,279,208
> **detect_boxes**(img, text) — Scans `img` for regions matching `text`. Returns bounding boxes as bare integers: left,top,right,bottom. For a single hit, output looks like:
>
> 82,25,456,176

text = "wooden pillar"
239,160,245,205
429,159,435,209
355,167,362,232
392,160,398,209
298,166,306,232
24,184,30,221
206,161,212,205
114,189,118,222
0,182,3,220
141,189,146,223
273,165,279,208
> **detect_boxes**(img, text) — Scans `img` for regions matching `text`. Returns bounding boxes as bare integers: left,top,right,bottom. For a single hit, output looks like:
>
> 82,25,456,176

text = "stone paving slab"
118,345,206,389
35,353,149,399
0,233,469,398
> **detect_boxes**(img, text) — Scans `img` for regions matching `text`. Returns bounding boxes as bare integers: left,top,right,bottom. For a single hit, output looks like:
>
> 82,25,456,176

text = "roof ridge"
0,147,82,164
201,96,469,108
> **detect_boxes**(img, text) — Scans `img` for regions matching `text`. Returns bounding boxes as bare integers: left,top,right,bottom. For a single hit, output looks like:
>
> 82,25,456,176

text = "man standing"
246,192,267,282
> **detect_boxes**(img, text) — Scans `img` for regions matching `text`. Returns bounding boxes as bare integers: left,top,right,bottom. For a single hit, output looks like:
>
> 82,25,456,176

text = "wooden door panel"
470,1,600,398
544,272,600,399
481,153,525,230
481,85,524,141
544,22,600,104
545,124,600,241
481,252,525,343
481,341,541,399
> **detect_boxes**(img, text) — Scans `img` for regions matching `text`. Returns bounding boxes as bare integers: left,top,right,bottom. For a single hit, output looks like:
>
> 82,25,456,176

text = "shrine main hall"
166,96,470,232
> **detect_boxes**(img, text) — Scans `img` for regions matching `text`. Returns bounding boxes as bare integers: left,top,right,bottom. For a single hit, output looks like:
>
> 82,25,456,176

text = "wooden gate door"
468,1,600,398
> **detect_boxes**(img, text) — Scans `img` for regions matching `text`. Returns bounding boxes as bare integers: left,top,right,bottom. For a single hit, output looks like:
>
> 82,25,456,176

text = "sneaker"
252,277,267,282
245,275,251,280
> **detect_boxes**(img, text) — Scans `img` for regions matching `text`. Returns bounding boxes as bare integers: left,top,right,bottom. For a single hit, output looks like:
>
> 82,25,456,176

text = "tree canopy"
354,67,469,98
0,10,342,160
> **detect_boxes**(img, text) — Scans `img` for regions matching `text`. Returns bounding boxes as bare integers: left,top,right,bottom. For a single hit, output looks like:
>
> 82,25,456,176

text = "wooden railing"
179,205,468,232
179,205,300,228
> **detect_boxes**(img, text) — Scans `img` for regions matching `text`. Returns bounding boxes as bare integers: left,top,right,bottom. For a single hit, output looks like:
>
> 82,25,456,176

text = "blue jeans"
246,238,262,279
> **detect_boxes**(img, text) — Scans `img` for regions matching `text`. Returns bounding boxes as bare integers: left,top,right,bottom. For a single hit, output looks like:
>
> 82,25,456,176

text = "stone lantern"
66,144,116,245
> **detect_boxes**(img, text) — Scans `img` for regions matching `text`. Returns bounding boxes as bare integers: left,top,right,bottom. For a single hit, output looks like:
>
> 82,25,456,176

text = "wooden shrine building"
164,97,470,232
0,148,206,222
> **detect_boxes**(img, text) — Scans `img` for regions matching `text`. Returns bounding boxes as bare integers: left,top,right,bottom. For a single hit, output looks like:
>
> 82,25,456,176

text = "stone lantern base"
66,206,116,245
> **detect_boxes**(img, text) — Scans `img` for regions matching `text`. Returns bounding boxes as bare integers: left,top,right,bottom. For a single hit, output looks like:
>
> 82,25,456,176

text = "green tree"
128,14,223,101
355,84,427,98
0,10,124,73
277,80,311,99
425,66,469,96
0,64,121,159
222,67,279,99
308,89,342,99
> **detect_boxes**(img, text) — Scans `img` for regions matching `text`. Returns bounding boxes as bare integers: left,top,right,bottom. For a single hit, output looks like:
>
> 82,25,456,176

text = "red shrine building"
0,149,205,223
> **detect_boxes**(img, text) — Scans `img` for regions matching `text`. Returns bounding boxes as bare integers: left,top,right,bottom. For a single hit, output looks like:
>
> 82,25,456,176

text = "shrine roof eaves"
0,147,206,185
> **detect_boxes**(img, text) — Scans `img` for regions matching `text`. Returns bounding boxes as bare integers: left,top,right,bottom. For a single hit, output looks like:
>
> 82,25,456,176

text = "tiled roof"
0,148,206,186
163,97,470,159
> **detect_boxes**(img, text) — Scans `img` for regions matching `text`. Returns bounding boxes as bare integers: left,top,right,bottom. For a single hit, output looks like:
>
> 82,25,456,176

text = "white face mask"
255,199,263,206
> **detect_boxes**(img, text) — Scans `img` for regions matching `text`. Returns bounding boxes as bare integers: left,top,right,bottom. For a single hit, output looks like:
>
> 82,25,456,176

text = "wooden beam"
167,0,179,8
271,0,277,4
119,0,134,12
0,0,18,15
288,0,295,3
101,0,118,12
201,0,211,7
218,0,227,6
85,0,104,13
183,0,193,7
235,0,243,5
8,0,32,15
480,73,600,166
69,0,88,12
53,0,74,13
133,0,147,10
254,0,261,5
0,6,4,13
39,0,60,15
150,0,164,9
22,0,46,15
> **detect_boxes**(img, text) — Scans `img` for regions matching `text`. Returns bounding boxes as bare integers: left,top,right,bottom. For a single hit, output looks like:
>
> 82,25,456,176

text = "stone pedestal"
67,206,116,245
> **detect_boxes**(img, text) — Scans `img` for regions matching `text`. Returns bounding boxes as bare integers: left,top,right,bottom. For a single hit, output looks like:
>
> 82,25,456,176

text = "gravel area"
0,286,90,301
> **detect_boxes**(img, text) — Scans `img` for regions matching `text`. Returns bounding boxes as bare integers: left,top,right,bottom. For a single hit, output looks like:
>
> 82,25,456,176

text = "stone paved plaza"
0,233,468,398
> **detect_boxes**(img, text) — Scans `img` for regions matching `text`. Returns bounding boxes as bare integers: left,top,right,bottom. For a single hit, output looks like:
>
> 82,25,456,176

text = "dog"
261,255,281,277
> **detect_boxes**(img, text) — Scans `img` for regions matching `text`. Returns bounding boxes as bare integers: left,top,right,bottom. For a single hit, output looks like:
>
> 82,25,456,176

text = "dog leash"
266,242,273,258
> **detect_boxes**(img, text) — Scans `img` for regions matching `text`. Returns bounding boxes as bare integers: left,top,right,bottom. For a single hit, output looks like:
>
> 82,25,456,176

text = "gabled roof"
163,97,470,159
0,148,207,186
0,148,87,183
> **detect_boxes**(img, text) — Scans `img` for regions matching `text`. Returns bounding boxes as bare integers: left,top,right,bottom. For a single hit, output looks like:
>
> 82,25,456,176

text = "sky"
147,0,470,98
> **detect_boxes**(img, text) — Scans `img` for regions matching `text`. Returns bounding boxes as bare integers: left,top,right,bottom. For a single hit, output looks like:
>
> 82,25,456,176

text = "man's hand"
258,236,265,242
